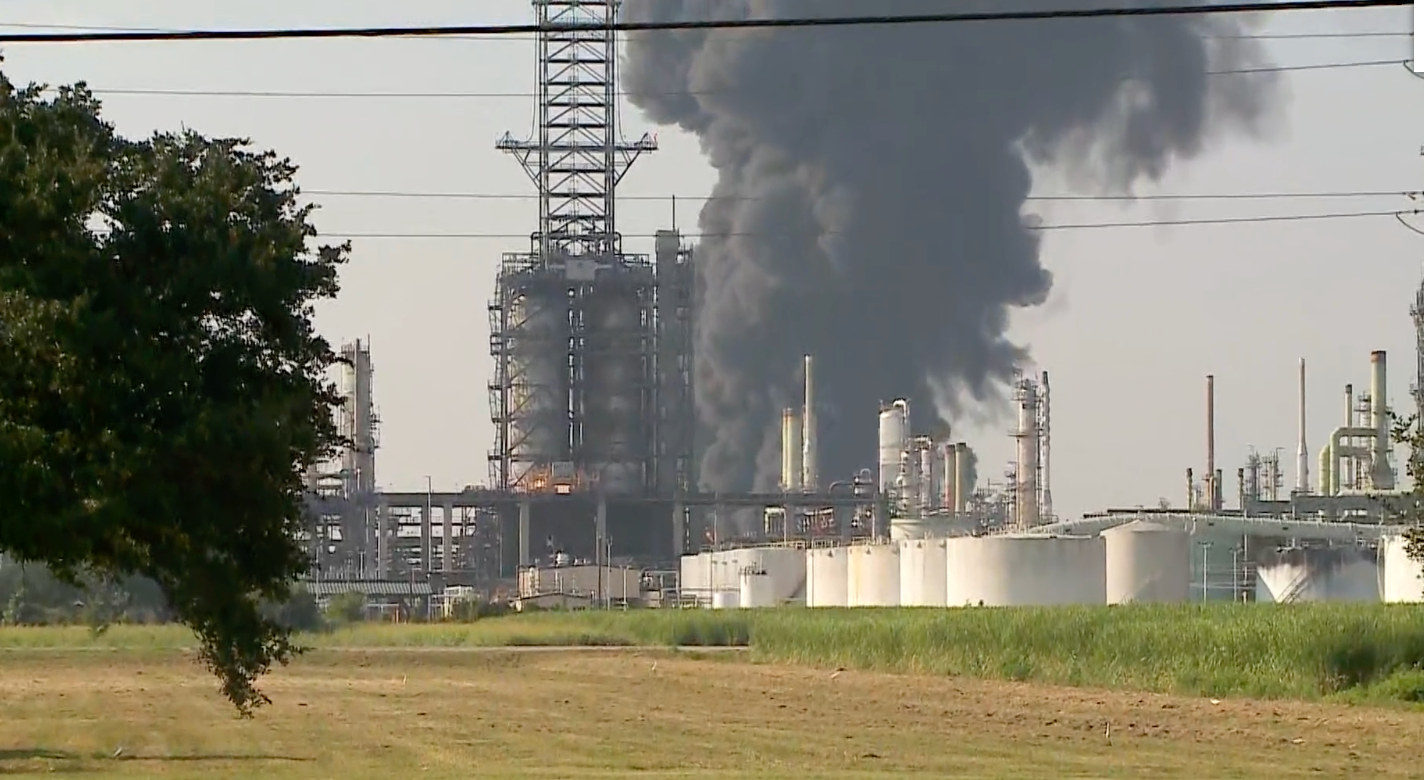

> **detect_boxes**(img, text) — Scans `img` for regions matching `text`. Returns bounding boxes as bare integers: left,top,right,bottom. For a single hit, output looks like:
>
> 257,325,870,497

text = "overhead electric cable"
72,58,1404,100
307,209,1424,241
298,188,1420,203
0,0,1408,44
0,20,1408,41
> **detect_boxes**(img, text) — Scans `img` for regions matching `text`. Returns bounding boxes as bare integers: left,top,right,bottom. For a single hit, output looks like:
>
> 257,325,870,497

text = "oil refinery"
297,0,1424,612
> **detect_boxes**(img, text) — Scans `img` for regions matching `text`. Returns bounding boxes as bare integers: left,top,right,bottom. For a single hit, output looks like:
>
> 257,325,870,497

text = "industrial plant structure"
304,0,884,590
300,2,1424,608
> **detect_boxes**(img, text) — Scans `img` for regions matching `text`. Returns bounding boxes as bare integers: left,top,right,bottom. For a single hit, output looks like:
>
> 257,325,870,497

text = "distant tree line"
0,559,324,632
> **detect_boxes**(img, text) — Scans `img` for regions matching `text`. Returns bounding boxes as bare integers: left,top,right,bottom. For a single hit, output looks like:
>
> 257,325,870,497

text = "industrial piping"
1316,351,1394,494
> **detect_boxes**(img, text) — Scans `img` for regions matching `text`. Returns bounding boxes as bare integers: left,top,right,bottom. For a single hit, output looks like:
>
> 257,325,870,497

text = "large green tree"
0,68,347,714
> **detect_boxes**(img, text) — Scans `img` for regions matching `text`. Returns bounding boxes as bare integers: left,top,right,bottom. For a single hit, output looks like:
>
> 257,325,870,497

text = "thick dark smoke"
621,1,1278,494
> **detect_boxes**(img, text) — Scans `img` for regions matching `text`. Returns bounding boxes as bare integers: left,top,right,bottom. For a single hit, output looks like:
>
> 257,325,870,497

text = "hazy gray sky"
0,2,1418,519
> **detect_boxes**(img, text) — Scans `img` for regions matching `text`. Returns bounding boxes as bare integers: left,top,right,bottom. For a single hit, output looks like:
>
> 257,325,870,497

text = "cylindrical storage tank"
710,589,741,609
807,547,849,607
945,535,1106,607
679,552,714,603
780,408,803,492
847,543,901,606
1381,534,1424,602
1255,546,1380,603
953,443,971,512
1103,521,1191,604
739,571,778,608
899,539,948,606
877,400,909,493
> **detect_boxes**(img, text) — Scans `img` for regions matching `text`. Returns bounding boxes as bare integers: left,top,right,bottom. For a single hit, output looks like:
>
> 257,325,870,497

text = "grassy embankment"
6,604,1424,703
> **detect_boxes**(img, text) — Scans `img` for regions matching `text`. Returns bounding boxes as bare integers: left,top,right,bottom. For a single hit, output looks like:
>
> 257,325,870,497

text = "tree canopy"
0,66,347,714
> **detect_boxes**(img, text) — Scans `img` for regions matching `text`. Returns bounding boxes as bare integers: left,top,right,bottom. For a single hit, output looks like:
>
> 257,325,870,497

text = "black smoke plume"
621,1,1277,494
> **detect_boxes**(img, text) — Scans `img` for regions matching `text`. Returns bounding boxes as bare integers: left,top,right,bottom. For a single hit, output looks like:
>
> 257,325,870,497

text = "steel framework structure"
488,0,661,495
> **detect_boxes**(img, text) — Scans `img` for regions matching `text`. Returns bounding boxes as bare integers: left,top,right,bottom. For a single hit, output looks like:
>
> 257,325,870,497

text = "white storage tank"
739,570,778,608
709,546,806,604
679,552,714,602
806,547,849,607
847,543,900,606
1381,534,1424,603
899,538,948,606
710,589,741,609
1255,546,1379,603
945,534,1106,607
1103,521,1191,604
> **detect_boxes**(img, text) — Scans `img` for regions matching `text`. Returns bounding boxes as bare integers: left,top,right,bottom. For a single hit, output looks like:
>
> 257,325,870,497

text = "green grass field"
8,603,1424,704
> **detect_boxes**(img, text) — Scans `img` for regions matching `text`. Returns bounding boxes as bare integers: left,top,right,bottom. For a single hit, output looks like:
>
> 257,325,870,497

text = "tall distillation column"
338,339,378,498
878,400,910,497
1038,370,1052,522
1371,350,1393,489
1012,374,1040,530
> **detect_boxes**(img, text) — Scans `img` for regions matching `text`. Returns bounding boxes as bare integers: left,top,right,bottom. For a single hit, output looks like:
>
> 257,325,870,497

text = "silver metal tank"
877,400,909,494
1103,521,1191,604
738,570,778,608
806,547,848,607
945,534,1106,607
899,538,948,606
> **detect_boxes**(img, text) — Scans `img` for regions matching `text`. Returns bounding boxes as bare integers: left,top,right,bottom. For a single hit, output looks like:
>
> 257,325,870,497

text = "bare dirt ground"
0,647,1420,779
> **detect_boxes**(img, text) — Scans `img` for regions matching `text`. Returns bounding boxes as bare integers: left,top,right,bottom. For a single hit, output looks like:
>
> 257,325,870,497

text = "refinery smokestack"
801,355,817,491
1371,350,1392,489
780,407,802,492
1296,358,1308,493
1206,375,1217,511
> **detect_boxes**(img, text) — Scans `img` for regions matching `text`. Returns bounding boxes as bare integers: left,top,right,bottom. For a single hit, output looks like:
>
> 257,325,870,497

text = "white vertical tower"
1038,370,1052,522
780,408,802,492
1296,358,1309,493
801,354,818,491
1012,374,1040,530
878,399,910,495
338,339,378,498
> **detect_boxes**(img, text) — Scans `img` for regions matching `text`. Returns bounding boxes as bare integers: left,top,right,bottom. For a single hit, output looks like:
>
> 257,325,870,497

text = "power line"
0,1,1408,44
73,59,1404,101
0,20,1409,41
299,188,1419,203
309,209,1422,240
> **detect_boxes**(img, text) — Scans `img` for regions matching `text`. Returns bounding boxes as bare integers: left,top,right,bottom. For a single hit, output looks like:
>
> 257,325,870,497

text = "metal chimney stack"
1206,375,1218,512
1296,358,1309,493
1371,350,1392,489
801,355,818,491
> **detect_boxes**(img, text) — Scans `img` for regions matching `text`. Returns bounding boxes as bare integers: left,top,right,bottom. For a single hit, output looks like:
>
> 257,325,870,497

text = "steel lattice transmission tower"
496,0,657,259
488,0,666,497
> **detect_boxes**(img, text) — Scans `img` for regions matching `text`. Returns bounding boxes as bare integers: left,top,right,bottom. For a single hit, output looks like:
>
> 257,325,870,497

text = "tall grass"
5,604,1424,703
